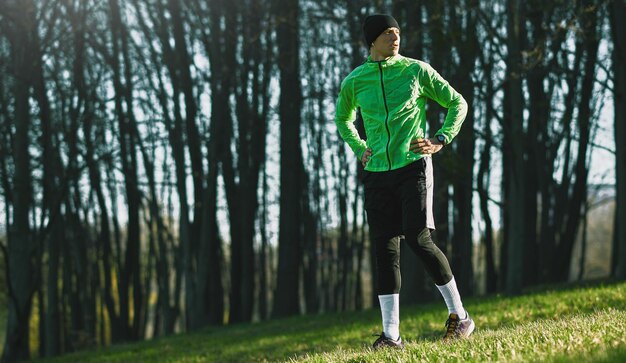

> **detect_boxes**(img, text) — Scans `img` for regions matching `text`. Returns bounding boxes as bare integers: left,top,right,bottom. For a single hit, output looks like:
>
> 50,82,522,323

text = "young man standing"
334,14,475,349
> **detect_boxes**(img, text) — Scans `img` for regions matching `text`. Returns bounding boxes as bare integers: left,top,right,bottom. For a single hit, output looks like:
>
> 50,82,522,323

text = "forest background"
0,0,625,362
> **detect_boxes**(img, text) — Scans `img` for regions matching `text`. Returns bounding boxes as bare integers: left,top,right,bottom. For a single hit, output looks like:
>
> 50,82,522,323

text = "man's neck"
370,52,395,62
370,50,397,62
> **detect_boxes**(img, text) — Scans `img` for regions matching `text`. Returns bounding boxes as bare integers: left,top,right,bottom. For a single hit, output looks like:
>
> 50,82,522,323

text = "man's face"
371,27,400,59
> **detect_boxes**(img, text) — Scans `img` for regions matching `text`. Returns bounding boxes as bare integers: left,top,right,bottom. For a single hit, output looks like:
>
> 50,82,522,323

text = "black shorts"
363,158,435,241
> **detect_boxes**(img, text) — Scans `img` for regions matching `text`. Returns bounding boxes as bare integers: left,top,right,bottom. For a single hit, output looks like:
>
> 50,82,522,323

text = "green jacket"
335,54,467,171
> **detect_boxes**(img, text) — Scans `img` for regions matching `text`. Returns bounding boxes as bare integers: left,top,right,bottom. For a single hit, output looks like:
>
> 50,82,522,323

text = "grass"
30,281,626,362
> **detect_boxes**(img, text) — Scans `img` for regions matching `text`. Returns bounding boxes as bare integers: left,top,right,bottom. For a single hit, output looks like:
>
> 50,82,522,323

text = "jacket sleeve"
419,63,468,144
335,77,367,157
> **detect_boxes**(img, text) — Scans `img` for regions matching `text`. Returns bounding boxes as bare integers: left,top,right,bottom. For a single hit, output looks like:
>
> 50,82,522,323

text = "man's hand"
410,138,443,155
361,148,372,167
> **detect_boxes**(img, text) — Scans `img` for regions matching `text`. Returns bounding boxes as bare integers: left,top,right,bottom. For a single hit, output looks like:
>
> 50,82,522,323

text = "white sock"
378,294,400,340
436,276,466,319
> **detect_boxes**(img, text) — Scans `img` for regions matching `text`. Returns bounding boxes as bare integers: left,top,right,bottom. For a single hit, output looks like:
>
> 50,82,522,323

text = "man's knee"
405,227,452,284
405,227,437,253
376,236,401,269
375,236,402,294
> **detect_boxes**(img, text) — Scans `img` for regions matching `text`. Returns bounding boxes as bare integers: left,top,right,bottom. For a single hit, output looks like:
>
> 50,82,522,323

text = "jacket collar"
366,54,403,67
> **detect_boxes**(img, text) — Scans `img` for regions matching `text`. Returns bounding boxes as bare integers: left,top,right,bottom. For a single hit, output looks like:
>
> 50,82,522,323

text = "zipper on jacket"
378,63,392,170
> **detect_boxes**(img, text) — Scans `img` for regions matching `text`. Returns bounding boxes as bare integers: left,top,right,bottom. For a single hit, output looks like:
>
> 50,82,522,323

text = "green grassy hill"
32,281,626,362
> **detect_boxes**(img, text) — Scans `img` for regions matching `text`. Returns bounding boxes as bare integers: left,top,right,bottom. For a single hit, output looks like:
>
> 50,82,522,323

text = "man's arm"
419,63,468,145
335,78,367,158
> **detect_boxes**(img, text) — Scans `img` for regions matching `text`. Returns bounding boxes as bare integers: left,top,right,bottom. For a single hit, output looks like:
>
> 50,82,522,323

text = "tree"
37,0,66,356
104,0,145,340
162,0,202,330
221,0,273,323
449,0,480,295
192,0,235,325
0,1,38,360
273,0,304,318
503,0,526,295
475,5,500,292
610,0,626,280
551,0,600,281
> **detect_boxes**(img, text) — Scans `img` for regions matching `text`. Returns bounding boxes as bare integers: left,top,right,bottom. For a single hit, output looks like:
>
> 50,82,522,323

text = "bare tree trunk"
62,229,76,352
163,0,207,329
44,223,61,356
103,146,126,342
107,0,143,340
84,112,122,341
392,0,424,59
302,79,324,313
476,32,498,293
165,0,216,329
188,0,233,326
611,0,626,280
136,109,173,335
523,1,569,286
63,0,101,348
131,0,182,332
350,181,363,310
302,175,319,313
259,165,270,320
503,0,526,295
221,0,272,322
204,124,224,326
425,0,452,262
578,200,589,281
450,0,478,295
545,38,581,283
117,0,193,338
166,0,203,225
335,144,349,311
34,0,64,354
521,1,547,287
64,193,95,351
273,0,303,318
554,0,599,281
169,89,193,331
1,1,37,360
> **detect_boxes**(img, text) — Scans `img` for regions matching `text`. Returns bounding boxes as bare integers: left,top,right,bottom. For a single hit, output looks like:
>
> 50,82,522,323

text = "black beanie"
363,14,400,47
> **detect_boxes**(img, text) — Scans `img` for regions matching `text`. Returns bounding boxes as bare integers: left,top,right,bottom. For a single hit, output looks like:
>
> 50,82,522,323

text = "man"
334,14,475,349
